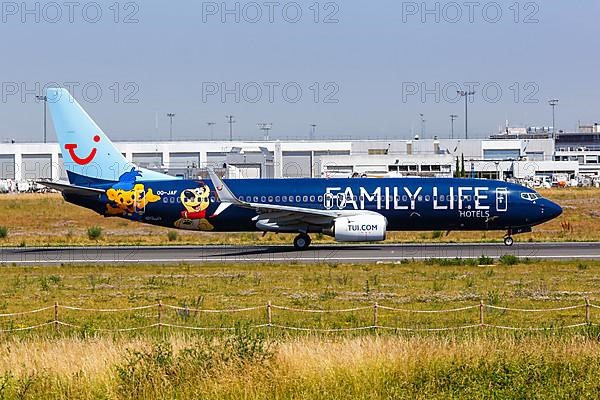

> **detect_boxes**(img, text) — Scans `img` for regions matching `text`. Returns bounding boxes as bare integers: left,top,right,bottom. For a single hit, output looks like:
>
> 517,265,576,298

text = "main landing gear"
293,233,311,250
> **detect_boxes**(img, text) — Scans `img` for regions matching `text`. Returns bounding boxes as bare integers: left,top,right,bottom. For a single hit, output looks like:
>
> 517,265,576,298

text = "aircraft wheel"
504,236,514,247
293,233,311,250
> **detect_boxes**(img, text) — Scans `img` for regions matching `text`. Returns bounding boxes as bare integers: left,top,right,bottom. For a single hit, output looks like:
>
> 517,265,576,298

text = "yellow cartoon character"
106,183,160,217
174,185,214,231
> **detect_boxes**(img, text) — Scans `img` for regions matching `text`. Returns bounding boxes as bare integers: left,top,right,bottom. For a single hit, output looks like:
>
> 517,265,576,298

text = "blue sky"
1,0,598,142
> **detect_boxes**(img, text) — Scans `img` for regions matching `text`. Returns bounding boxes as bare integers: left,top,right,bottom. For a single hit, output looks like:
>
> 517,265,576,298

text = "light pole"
310,124,317,140
207,122,216,140
257,122,273,141
450,114,458,139
226,115,235,141
548,99,559,137
166,113,176,140
36,95,47,143
457,90,476,139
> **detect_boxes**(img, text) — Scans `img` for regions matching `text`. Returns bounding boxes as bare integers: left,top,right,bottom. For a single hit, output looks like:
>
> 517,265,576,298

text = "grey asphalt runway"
0,242,598,265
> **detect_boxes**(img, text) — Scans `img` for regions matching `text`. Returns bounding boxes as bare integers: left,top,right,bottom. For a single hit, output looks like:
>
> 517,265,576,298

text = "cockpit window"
521,193,542,201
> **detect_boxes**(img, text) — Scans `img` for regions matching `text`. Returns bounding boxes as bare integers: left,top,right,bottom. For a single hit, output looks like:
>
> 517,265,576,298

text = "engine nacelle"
333,214,387,242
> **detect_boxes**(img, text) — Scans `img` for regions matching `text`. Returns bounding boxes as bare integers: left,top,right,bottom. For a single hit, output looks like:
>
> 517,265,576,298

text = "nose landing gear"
504,228,514,246
293,233,311,250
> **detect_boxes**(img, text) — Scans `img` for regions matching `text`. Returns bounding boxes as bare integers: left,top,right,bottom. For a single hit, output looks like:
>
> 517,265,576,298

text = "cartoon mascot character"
105,168,161,218
174,185,215,231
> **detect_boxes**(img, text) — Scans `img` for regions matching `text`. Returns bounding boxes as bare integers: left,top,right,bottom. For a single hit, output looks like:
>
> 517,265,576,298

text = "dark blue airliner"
40,88,562,249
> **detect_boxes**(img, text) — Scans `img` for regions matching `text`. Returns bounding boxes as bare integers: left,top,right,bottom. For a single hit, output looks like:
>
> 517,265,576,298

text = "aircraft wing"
36,180,105,197
207,169,371,229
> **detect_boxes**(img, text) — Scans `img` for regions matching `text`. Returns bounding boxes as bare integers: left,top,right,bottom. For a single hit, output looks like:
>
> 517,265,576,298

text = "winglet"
208,168,242,205
207,168,245,217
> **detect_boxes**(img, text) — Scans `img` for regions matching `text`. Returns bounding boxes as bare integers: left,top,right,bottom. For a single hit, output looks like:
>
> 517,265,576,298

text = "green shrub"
577,262,589,270
0,226,8,239
431,230,444,239
167,231,178,242
87,226,103,240
499,254,520,266
478,255,494,265
116,328,272,398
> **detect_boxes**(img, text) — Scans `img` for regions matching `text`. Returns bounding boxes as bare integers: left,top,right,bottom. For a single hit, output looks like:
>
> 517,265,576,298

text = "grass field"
1,189,599,398
0,187,599,246
1,259,600,398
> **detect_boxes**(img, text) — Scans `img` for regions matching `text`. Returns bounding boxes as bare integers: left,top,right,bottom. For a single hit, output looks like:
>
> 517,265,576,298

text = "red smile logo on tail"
65,135,101,165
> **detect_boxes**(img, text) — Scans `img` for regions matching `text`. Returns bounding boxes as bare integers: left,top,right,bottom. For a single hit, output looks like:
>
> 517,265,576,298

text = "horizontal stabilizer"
36,180,105,197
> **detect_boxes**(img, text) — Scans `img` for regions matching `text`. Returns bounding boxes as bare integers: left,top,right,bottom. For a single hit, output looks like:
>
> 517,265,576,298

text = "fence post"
267,301,272,328
585,298,590,324
54,301,59,332
373,302,378,332
479,300,485,328
158,300,163,332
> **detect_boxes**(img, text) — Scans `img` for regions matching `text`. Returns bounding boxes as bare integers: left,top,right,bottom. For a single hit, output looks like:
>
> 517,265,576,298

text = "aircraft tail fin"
46,88,175,187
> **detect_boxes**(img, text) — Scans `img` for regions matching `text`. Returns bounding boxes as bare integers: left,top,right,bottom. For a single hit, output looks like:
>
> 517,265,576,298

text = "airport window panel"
0,155,15,179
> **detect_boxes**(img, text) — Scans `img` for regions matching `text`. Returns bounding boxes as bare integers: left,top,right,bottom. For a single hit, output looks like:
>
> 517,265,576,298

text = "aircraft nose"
544,200,563,220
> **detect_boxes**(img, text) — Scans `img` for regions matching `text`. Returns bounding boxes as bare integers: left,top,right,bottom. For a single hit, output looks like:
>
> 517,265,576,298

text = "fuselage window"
254,196,259,202
170,197,175,204
440,195,445,201
318,195,323,202
275,196,281,202
417,195,423,202
425,195,430,202
402,195,408,202
309,195,315,202
303,196,308,202
261,196,266,202
466,195,472,201
268,196,273,202
296,196,301,202
282,196,287,202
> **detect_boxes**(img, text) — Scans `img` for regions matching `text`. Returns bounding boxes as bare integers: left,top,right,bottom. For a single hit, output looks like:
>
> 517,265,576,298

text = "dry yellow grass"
1,334,600,399
0,187,598,246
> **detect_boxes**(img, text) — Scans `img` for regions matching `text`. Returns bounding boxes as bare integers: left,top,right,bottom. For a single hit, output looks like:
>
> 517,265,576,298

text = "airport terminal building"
1,131,598,184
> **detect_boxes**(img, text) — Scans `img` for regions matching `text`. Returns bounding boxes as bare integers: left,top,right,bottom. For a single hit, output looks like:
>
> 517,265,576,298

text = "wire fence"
0,299,598,333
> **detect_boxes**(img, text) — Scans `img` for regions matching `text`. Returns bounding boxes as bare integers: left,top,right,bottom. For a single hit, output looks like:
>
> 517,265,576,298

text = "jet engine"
332,214,387,242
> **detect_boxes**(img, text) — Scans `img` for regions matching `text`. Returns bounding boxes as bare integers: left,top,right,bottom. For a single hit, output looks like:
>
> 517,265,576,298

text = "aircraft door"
496,188,508,212
134,187,147,215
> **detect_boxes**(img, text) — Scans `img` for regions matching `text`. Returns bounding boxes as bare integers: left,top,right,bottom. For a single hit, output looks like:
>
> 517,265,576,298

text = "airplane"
40,88,563,249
